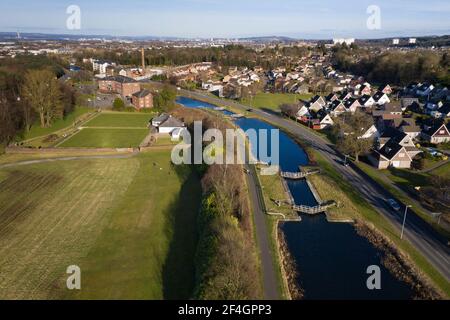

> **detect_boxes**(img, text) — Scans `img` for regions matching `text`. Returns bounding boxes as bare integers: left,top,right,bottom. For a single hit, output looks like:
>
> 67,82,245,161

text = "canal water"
177,96,413,300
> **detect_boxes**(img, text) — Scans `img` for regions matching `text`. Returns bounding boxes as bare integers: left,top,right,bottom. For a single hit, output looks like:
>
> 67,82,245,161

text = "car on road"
387,199,401,211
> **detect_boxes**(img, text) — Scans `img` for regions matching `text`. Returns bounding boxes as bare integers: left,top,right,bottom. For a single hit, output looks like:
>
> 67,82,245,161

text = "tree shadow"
161,165,202,300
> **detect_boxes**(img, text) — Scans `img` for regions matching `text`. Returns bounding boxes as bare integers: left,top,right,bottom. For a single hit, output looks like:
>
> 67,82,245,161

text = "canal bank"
176,96,440,300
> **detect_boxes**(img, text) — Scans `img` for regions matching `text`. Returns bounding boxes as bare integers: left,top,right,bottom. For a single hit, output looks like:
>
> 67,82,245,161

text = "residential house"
296,104,311,122
422,123,450,144
343,97,360,113
358,84,372,96
359,125,379,139
370,131,421,169
157,116,186,134
379,84,393,95
307,95,326,112
359,95,376,108
325,93,339,103
372,91,391,105
131,89,153,110
310,111,334,130
330,100,347,117
151,114,170,127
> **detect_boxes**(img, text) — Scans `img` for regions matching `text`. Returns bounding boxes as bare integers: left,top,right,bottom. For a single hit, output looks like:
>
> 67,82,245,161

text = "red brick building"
132,89,153,109
98,75,141,97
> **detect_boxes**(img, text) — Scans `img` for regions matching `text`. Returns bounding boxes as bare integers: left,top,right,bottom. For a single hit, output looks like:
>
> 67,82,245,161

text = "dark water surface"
177,96,413,299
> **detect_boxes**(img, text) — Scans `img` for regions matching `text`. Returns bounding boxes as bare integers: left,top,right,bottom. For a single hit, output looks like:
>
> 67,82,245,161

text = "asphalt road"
245,164,280,300
180,89,450,283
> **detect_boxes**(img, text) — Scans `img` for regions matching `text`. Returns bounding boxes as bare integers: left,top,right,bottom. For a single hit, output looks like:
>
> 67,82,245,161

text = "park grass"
84,112,153,128
0,150,201,299
312,150,450,297
59,128,149,148
241,93,313,112
258,171,294,216
21,107,92,140
308,173,356,222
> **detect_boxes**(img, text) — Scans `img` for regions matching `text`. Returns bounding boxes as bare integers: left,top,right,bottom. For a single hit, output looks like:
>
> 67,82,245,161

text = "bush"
112,98,125,111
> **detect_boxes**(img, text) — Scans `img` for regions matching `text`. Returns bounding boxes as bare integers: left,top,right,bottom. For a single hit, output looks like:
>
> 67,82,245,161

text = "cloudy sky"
1,0,449,38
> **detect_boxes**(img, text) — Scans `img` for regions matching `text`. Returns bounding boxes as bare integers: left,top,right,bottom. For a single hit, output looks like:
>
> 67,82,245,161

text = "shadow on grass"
161,165,202,300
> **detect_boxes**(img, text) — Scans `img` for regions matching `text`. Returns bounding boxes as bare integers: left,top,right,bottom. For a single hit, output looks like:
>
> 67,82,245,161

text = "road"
179,89,450,283
245,164,280,300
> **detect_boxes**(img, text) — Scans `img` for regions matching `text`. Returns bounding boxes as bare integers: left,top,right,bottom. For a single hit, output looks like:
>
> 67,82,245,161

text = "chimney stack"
141,48,145,75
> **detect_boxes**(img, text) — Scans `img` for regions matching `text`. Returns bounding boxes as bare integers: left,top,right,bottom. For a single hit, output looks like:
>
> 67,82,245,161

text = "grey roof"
101,75,137,84
132,89,152,98
152,113,170,123
159,116,185,128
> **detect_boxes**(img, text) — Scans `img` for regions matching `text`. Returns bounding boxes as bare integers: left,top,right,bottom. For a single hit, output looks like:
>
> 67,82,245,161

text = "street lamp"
400,205,412,240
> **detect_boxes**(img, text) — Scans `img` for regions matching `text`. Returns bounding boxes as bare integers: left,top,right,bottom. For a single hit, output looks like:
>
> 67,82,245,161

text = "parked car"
387,199,401,211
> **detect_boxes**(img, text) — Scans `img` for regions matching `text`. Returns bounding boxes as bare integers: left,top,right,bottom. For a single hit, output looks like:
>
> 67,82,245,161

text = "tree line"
169,106,262,299
333,45,450,86
0,55,77,145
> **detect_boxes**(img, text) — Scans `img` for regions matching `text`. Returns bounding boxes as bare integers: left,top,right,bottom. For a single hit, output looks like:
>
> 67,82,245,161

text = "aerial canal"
177,96,413,300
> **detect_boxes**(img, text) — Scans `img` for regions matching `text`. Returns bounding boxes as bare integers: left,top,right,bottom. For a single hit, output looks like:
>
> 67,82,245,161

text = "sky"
1,0,449,39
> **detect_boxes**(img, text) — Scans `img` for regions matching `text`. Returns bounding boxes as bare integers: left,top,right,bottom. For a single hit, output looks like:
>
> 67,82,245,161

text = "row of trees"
0,55,77,145
333,46,450,86
169,106,261,299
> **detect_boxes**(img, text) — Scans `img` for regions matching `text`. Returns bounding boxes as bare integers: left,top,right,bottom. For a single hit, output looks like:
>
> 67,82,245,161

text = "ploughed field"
0,150,201,299
58,112,153,148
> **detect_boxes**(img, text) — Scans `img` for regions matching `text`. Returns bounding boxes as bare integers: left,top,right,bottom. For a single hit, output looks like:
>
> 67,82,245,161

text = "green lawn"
241,93,313,112
59,128,149,148
21,107,92,140
85,112,153,128
0,151,201,299
429,162,450,178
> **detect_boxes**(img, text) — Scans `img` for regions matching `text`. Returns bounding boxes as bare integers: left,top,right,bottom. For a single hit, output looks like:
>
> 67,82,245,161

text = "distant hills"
0,32,449,46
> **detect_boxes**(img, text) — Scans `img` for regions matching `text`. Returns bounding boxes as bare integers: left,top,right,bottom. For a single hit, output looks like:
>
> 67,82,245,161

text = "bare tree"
21,69,62,128
334,111,375,162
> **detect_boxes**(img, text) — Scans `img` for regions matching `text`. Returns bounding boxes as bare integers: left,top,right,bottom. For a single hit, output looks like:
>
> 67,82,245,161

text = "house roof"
101,75,137,84
159,116,185,128
152,113,170,123
378,140,405,160
132,89,152,98
423,122,450,137
372,91,387,102
359,94,372,105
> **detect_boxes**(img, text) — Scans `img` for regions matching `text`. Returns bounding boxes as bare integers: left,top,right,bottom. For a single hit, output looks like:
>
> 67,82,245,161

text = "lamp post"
400,205,412,240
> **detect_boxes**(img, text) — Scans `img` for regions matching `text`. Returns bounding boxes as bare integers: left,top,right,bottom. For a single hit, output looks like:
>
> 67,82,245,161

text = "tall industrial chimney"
141,48,145,75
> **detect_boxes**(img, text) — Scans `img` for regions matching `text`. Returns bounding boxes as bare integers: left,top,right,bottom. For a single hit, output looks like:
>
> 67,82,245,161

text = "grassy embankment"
0,150,201,299
355,161,450,237
309,150,450,297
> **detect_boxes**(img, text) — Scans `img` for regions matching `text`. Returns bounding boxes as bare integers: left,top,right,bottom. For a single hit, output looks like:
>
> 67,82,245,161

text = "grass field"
21,107,92,140
241,93,313,112
429,162,450,178
85,113,153,128
0,151,201,299
59,128,149,148
258,171,294,216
